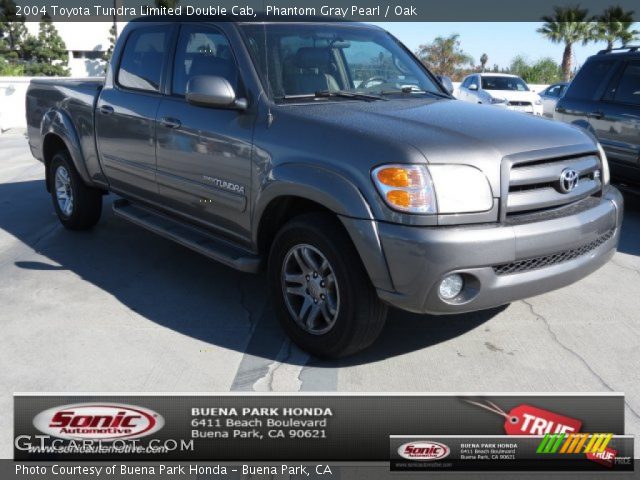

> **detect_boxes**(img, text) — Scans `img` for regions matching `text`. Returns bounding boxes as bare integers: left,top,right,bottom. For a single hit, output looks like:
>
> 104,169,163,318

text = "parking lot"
1,129,639,457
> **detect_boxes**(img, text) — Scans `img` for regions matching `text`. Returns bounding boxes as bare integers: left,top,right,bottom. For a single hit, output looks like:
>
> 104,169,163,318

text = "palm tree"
415,34,473,78
594,6,639,50
538,5,596,81
480,53,488,72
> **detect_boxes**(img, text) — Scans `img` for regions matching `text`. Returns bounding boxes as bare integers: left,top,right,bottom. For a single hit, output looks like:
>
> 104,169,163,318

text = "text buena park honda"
17,464,334,477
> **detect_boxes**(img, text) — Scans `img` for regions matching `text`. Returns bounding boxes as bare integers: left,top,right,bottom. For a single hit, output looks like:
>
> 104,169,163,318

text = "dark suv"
555,46,640,185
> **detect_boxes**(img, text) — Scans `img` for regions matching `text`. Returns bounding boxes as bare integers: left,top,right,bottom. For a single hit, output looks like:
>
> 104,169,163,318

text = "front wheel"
268,213,388,358
50,150,102,230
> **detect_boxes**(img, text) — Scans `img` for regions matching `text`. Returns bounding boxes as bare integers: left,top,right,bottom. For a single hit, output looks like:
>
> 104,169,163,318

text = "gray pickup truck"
27,19,623,357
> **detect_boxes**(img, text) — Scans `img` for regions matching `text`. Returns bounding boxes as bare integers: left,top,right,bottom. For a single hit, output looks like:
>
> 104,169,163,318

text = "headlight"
372,164,493,214
372,164,436,213
489,96,507,104
596,142,610,185
428,165,494,213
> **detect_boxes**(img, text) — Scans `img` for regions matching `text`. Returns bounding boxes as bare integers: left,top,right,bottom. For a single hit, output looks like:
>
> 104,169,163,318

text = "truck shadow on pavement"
3,179,639,366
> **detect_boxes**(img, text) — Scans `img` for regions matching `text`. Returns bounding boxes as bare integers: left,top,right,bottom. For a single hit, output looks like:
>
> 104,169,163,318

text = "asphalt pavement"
1,130,639,458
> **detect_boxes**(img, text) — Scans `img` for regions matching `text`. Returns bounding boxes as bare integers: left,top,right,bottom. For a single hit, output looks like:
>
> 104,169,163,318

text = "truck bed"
26,77,104,164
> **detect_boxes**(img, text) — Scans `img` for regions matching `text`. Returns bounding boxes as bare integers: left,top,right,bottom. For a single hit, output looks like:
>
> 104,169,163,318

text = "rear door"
96,24,175,200
593,60,640,168
155,23,255,239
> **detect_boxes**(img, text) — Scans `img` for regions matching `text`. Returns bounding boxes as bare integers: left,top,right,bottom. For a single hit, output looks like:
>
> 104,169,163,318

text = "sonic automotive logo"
33,403,164,441
398,441,450,461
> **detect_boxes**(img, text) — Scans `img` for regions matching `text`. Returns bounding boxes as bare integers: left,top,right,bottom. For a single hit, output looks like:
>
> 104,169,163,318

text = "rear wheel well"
42,134,68,192
257,197,337,256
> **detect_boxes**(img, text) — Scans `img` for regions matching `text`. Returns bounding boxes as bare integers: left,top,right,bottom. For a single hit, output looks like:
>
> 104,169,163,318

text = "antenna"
263,22,274,127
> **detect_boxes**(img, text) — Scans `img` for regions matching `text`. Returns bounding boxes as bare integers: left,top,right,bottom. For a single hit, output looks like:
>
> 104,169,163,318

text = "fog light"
439,274,464,300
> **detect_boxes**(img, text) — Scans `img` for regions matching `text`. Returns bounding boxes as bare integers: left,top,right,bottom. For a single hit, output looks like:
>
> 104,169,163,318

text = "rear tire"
268,213,388,358
49,150,102,230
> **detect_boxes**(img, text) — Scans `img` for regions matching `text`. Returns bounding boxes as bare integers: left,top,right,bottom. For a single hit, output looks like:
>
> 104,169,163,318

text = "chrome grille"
506,154,602,216
493,228,615,275
508,101,532,106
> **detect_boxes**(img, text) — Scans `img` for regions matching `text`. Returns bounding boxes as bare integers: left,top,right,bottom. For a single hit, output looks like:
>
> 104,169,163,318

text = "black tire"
268,213,388,358
49,150,102,230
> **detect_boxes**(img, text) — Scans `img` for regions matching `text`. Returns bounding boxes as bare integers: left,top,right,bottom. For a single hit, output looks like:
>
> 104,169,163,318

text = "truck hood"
280,98,596,194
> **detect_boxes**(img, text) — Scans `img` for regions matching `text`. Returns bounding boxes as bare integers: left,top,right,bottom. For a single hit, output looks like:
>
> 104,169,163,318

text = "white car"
457,73,543,115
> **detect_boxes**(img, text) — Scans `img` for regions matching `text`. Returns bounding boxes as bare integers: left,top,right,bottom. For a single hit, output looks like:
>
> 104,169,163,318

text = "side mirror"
468,84,478,91
436,75,454,94
186,75,247,110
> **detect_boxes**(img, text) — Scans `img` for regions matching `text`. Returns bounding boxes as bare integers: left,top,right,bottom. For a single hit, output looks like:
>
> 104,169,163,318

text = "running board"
112,200,261,273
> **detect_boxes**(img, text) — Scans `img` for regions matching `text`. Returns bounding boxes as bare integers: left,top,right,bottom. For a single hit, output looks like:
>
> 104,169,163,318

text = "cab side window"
117,27,169,92
613,62,640,105
172,25,239,96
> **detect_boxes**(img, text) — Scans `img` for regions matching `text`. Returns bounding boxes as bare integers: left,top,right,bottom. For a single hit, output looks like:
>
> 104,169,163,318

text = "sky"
372,22,639,70
22,21,639,71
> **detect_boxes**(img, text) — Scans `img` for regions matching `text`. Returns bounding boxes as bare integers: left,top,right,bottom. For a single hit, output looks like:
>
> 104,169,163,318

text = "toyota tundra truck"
26,19,623,357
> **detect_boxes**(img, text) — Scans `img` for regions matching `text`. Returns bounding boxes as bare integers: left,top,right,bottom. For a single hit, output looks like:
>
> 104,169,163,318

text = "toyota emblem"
559,168,579,193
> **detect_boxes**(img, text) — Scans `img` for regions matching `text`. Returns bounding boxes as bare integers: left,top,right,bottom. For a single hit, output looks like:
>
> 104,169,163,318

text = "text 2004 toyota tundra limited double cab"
26,20,623,357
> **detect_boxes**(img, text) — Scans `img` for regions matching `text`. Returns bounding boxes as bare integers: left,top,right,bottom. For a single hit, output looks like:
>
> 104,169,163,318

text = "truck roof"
128,15,379,29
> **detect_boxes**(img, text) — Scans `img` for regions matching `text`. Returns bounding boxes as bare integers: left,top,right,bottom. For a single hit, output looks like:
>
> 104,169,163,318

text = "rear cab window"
117,27,170,92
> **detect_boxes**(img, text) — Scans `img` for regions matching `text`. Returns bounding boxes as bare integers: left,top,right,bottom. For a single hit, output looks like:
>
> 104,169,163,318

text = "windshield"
239,23,443,101
480,76,530,91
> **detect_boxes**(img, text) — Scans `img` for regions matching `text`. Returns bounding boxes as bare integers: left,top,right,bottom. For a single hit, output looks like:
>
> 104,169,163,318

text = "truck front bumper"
375,187,623,314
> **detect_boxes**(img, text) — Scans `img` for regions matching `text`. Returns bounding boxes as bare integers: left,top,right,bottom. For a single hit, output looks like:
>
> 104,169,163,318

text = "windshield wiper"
316,90,386,101
282,90,386,101
380,87,452,99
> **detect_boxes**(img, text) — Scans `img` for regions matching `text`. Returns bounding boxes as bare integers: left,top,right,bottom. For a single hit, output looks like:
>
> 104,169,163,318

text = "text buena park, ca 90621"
15,4,418,19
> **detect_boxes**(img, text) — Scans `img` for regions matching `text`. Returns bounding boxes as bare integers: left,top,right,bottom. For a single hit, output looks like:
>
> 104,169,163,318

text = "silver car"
539,82,569,118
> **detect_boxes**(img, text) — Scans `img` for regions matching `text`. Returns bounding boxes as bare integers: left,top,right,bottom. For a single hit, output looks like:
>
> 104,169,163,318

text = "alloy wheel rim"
281,244,340,335
54,165,74,217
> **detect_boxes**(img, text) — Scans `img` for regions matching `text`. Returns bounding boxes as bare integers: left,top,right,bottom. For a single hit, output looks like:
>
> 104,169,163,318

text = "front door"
155,24,255,240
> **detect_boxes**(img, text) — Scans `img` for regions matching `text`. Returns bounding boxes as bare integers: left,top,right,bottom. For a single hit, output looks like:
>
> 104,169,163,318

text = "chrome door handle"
160,117,181,129
98,105,114,115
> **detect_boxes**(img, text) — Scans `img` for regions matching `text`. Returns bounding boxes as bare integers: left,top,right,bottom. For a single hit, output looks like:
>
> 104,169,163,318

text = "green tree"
509,55,531,79
594,5,639,50
23,14,69,76
0,55,23,74
509,55,562,84
415,34,473,78
480,53,489,72
538,5,596,81
103,24,117,63
0,0,28,62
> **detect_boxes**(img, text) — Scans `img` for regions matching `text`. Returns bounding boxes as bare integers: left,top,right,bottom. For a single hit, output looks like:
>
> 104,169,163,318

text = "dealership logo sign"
33,403,164,441
398,441,450,461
